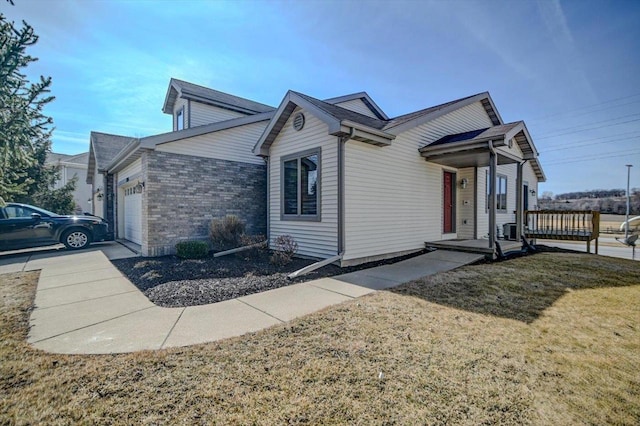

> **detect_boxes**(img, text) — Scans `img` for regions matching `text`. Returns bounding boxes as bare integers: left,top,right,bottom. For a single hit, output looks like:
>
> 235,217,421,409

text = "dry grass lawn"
1,252,639,424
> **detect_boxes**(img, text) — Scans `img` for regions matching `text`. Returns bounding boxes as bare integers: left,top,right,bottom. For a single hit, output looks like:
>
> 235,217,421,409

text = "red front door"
443,171,455,233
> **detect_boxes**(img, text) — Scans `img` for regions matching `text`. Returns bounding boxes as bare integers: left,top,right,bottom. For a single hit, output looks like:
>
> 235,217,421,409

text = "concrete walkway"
1,244,482,354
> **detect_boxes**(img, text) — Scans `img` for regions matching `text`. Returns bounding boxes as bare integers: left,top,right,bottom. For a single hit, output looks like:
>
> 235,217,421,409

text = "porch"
425,239,522,257
419,121,546,254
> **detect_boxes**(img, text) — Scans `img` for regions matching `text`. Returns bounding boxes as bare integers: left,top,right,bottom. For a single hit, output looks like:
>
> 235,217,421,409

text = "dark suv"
0,203,110,251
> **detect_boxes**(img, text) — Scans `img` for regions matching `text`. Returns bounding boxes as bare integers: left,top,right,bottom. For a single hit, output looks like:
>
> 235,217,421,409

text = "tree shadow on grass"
388,252,640,324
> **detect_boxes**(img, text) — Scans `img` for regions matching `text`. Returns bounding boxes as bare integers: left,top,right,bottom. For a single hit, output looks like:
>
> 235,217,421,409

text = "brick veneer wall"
144,151,266,256
105,173,116,239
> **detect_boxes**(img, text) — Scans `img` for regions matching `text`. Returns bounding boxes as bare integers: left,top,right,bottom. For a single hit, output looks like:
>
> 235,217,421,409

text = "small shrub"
209,215,246,251
239,234,267,258
270,235,298,266
175,240,209,259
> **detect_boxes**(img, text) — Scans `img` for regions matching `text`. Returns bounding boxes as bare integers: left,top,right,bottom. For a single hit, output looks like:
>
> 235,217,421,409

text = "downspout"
337,129,354,259
515,160,526,241
265,157,270,246
473,166,478,239
187,99,192,128
292,132,350,278
488,141,497,251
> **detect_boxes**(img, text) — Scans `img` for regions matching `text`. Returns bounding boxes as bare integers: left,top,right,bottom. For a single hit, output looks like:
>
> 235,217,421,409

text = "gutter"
419,136,508,155
106,139,141,173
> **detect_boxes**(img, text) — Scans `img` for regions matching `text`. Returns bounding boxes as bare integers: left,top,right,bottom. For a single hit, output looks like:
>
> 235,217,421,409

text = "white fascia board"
340,120,395,140
482,94,504,125
161,79,180,114
519,122,540,157
86,143,97,184
419,136,507,155
503,122,525,143
106,140,141,174
253,91,296,156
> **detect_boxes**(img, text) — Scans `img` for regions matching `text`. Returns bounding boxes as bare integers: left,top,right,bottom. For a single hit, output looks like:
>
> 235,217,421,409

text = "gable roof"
383,92,502,134
253,91,397,156
323,92,389,120
46,152,72,164
421,121,546,181
63,152,90,165
162,78,275,115
253,90,504,156
87,132,136,184
104,112,275,175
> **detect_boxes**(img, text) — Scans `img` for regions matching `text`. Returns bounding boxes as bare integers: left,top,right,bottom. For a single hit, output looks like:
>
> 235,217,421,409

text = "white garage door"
123,187,142,245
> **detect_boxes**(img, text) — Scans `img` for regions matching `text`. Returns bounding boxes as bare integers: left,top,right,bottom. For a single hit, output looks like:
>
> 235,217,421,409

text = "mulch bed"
112,249,425,308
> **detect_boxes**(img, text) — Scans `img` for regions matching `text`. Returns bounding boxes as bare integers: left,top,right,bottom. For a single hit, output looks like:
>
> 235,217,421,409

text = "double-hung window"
486,172,508,213
282,149,320,220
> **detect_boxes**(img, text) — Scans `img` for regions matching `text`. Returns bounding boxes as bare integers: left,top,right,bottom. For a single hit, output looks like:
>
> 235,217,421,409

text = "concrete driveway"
0,241,137,275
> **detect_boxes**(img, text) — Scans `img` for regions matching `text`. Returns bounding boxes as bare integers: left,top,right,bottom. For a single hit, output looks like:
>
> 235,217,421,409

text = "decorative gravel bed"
112,249,425,308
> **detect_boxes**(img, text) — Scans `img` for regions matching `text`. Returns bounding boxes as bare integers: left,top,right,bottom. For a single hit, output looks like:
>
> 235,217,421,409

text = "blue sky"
4,0,640,195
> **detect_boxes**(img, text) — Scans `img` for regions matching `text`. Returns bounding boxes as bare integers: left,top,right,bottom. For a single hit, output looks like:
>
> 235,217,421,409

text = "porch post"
489,145,497,249
516,161,524,241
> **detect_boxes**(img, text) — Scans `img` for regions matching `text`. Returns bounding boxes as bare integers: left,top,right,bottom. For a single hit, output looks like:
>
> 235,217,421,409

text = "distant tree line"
538,189,640,215
553,189,628,200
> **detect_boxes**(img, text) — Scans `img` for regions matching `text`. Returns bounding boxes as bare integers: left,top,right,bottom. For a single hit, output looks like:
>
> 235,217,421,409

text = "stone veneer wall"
144,151,266,256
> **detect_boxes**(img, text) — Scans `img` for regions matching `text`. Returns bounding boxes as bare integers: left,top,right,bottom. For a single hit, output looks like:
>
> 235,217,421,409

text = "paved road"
537,237,639,261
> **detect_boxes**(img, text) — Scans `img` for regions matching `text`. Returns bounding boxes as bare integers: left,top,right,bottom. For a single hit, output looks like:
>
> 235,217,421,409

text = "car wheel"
62,229,91,250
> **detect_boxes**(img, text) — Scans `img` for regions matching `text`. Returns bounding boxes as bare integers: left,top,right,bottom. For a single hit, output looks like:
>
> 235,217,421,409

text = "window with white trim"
176,107,184,131
282,149,320,220
486,171,507,213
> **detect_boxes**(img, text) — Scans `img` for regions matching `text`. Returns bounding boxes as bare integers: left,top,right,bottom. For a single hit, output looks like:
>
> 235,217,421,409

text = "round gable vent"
293,113,305,131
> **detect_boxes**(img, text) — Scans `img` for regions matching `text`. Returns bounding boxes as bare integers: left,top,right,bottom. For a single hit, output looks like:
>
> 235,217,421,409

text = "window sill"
280,214,321,222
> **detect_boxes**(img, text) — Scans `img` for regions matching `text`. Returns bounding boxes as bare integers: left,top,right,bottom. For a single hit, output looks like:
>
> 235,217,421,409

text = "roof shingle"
90,132,136,170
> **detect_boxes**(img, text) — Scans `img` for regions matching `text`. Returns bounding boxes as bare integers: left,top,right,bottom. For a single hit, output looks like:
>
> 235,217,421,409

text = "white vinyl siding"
92,171,104,216
269,107,338,259
334,99,379,119
155,121,267,165
457,167,475,239
190,102,247,126
118,159,142,183
476,161,539,238
523,162,539,211
343,101,494,262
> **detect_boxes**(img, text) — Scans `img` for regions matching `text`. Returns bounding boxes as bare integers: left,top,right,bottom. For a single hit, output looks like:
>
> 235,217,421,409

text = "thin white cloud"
536,0,597,102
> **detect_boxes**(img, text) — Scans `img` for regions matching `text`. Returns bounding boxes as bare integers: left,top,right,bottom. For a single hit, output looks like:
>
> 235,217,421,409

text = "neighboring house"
46,152,92,213
88,79,545,263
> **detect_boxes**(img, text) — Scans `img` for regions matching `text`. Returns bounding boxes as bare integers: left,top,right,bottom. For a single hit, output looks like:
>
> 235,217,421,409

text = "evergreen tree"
0,13,55,200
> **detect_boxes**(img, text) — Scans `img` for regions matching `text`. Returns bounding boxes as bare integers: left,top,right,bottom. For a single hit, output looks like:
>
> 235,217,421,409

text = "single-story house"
88,79,545,264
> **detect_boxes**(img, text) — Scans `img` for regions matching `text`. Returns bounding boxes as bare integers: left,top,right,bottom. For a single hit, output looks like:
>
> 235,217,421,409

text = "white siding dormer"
190,102,247,126
268,107,338,259
156,121,267,165
334,99,379,119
